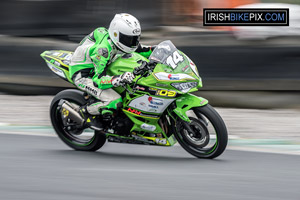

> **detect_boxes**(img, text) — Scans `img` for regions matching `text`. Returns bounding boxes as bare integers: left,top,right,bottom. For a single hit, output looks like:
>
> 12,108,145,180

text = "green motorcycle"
41,40,228,159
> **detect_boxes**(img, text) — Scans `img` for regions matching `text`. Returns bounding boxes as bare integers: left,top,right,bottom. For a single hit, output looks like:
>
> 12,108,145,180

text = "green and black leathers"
69,27,153,90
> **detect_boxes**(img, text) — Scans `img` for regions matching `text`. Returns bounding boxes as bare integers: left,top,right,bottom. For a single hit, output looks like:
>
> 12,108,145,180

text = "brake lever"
131,61,156,92
133,61,148,76
120,83,133,95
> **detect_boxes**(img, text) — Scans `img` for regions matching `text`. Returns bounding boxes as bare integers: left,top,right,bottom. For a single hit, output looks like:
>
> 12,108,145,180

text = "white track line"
0,129,299,156
0,131,56,137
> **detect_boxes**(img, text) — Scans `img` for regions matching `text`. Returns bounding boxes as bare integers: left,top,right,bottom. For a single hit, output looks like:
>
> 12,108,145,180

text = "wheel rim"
53,100,96,147
182,119,210,147
177,115,218,155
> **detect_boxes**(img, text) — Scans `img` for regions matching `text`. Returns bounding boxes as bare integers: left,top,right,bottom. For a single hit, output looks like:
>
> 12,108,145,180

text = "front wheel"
174,104,228,159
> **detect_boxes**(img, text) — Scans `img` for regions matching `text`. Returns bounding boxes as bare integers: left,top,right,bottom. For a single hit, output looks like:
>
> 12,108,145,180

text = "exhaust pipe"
60,101,84,126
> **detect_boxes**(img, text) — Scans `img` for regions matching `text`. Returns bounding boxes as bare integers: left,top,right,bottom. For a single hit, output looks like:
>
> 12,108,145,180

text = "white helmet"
108,13,141,53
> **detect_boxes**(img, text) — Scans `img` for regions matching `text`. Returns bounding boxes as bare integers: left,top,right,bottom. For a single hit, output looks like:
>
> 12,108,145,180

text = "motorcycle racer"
69,13,155,130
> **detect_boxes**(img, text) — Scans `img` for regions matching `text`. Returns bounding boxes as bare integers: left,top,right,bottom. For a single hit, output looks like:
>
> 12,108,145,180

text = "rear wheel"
50,90,106,151
174,104,228,159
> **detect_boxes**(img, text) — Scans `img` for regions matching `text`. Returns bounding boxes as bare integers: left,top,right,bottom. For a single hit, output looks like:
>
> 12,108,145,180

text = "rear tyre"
174,104,228,159
50,89,106,151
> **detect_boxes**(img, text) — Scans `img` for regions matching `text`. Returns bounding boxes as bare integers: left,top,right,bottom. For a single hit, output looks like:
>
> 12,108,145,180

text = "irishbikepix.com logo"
203,9,289,26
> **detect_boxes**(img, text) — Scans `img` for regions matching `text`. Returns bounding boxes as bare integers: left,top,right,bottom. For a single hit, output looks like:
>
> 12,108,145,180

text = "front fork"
171,93,208,123
168,93,208,135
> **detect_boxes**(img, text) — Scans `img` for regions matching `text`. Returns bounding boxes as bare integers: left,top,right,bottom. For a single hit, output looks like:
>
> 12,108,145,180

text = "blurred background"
1,2,300,198
1,0,300,109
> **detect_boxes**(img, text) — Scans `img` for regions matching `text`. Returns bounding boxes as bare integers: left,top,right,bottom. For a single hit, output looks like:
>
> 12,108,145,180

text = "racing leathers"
69,27,154,116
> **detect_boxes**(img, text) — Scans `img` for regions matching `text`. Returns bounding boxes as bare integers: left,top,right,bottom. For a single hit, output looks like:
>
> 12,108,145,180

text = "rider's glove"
111,72,135,87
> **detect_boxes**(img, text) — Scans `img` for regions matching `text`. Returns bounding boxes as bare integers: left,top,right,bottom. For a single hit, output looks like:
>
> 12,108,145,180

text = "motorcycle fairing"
41,41,206,147
173,93,208,122
40,50,74,84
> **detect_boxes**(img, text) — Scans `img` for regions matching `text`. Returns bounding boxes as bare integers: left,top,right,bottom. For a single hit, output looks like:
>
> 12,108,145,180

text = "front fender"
172,93,208,122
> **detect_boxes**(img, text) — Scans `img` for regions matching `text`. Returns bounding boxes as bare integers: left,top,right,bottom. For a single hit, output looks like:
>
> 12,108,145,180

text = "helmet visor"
119,32,140,48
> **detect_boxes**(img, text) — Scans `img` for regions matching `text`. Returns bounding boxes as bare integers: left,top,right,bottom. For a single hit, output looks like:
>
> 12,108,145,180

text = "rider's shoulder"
93,27,108,36
92,27,110,44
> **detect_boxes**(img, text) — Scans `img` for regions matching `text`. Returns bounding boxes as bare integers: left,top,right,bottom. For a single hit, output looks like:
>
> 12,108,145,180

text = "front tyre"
50,89,106,151
174,104,228,159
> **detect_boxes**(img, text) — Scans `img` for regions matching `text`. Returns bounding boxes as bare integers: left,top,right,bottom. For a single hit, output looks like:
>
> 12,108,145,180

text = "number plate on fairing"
128,95,175,114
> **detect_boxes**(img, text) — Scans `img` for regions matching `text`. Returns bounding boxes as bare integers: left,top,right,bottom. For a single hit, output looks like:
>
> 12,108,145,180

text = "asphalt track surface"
0,133,299,200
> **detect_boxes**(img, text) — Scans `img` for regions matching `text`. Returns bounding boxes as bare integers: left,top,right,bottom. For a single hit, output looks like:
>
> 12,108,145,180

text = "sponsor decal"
47,63,66,79
140,123,156,132
154,72,196,81
139,102,147,109
50,59,61,67
78,83,85,89
182,65,189,72
54,61,61,66
63,60,70,65
128,95,175,114
65,54,72,60
132,135,155,144
148,108,158,112
149,104,158,109
149,87,158,91
148,97,163,105
100,79,112,84
50,66,60,73
52,52,60,56
139,113,159,118
136,86,145,91
85,86,98,96
168,74,180,80
200,99,208,105
150,56,160,62
156,83,168,87
61,108,69,117
127,108,141,115
60,53,67,58
155,138,167,145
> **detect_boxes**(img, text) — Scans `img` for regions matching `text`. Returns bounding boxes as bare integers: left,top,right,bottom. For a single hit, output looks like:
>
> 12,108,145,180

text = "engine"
112,114,133,136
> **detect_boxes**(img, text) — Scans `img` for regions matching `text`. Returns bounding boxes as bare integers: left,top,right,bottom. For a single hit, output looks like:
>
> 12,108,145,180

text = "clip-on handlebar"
122,61,156,95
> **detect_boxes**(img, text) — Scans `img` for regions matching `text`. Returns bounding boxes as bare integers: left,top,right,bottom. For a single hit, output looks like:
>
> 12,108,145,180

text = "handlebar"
133,61,148,76
133,61,156,76
121,61,156,95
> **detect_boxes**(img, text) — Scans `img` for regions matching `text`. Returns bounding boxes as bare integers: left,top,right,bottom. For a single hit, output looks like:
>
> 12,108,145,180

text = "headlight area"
171,82,198,93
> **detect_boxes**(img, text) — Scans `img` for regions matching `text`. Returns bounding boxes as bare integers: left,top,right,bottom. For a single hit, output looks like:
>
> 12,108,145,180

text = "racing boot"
79,106,103,131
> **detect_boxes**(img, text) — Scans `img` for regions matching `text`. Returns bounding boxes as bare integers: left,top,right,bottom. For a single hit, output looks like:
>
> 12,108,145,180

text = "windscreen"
149,40,198,76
